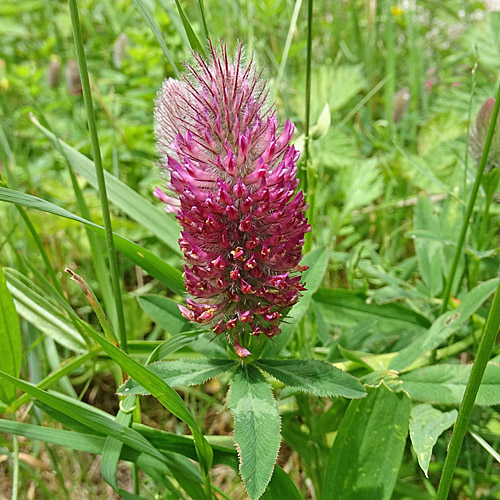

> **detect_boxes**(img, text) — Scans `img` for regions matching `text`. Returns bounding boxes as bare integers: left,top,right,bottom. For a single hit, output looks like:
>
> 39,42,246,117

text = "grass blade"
101,395,137,491
133,0,179,74
76,321,214,493
67,0,127,352
0,187,185,295
0,268,22,405
173,0,206,55
436,278,500,498
197,0,209,41
31,117,182,257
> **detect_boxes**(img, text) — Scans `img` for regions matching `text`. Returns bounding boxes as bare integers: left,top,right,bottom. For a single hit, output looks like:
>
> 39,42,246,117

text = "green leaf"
310,104,331,140
261,465,303,500
338,158,384,217
256,359,366,398
0,417,293,499
0,371,168,464
132,0,179,73
146,330,202,363
400,363,500,406
314,287,431,329
389,278,499,371
118,359,236,395
5,269,86,352
0,187,185,295
322,383,411,500
0,268,22,404
418,111,464,157
0,418,105,454
409,404,457,476
138,294,188,335
79,325,213,475
264,247,329,356
32,121,182,256
0,418,205,500
229,365,281,500
101,395,137,491
135,422,237,468
292,65,365,122
173,0,206,55
414,196,444,297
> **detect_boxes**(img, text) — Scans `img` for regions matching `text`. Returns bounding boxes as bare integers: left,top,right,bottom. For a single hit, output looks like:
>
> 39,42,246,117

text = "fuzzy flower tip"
154,41,310,356
470,97,500,172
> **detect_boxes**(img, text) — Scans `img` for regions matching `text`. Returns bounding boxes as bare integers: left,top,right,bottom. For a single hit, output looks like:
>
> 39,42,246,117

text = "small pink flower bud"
65,59,82,96
470,97,500,172
113,33,129,69
46,58,61,88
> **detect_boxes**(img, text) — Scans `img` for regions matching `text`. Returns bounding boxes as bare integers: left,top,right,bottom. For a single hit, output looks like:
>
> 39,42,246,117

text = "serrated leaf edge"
256,359,366,399
117,358,236,395
228,366,282,500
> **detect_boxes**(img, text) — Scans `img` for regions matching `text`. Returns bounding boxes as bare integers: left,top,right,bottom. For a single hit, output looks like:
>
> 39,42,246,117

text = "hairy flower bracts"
470,97,500,172
154,43,310,356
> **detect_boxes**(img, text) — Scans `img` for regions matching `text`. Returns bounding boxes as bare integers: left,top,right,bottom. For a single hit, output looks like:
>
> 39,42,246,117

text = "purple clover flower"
154,42,310,357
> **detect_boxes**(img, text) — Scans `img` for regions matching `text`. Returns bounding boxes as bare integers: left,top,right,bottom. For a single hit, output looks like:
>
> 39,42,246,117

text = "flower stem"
436,277,500,499
303,0,313,252
440,81,500,315
303,0,313,195
67,0,128,353
384,0,396,135
11,434,19,500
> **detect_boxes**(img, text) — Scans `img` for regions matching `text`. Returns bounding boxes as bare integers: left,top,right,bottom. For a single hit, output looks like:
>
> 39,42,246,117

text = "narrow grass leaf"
389,278,499,371
9,350,98,413
101,395,137,491
314,287,431,328
134,423,237,468
0,419,106,454
322,383,411,500
470,431,500,465
32,121,182,256
256,359,366,398
43,336,78,398
147,331,202,363
5,269,86,352
0,371,168,464
79,324,214,475
0,267,22,404
409,404,457,476
35,400,106,436
229,365,281,500
173,0,206,55
197,0,209,41
133,0,179,73
400,363,500,406
66,268,119,345
0,187,184,295
118,359,236,395
0,419,205,499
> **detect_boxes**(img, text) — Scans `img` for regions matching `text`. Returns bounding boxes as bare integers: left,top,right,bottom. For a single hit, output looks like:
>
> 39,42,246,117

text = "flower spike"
154,41,310,355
